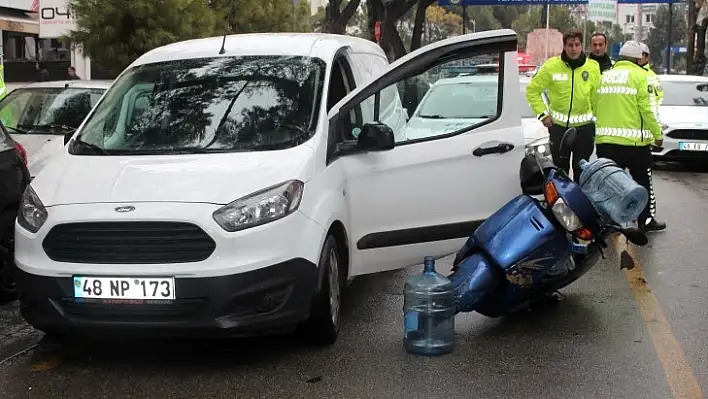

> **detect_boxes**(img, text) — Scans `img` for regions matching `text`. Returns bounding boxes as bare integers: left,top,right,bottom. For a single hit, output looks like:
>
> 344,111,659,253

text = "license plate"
73,276,176,300
679,142,708,151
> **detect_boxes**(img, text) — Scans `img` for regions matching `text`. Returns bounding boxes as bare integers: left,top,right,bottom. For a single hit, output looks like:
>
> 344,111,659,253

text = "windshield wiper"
71,138,111,155
18,123,76,132
418,114,445,119
4,126,29,135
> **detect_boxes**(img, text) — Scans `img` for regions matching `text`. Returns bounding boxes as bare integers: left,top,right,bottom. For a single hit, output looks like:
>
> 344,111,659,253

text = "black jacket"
589,53,614,74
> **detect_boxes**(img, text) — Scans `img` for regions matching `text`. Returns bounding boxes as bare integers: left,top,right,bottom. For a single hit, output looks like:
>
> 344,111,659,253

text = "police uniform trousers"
548,122,596,183
595,143,656,226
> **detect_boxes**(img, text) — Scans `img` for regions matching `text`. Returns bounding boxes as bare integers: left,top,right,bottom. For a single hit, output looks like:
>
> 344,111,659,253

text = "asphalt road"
0,163,707,399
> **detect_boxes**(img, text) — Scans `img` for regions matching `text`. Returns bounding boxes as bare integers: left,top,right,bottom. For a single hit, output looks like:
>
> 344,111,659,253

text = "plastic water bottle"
577,158,649,224
403,256,455,356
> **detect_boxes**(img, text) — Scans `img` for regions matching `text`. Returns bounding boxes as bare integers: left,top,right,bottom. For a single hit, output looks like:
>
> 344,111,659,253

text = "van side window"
327,55,358,141
336,51,502,145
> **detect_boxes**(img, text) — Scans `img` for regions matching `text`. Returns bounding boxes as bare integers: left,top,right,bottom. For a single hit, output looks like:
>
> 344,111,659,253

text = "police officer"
588,32,614,74
639,43,664,118
593,41,666,233
526,30,602,182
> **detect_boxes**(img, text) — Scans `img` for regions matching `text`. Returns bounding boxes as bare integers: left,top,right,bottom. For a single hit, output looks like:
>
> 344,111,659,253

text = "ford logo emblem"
114,206,136,213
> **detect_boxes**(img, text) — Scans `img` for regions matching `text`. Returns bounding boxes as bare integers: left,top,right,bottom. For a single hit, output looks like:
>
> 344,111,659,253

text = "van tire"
297,234,343,345
0,210,18,304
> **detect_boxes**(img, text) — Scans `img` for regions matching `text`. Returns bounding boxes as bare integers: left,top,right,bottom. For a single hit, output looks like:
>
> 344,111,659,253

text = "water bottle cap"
424,256,435,263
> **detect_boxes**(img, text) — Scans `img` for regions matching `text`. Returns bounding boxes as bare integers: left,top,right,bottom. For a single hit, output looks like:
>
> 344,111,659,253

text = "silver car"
0,80,112,176
652,74,708,163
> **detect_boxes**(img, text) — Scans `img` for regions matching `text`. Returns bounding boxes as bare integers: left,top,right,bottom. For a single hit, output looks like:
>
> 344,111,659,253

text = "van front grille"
42,221,216,264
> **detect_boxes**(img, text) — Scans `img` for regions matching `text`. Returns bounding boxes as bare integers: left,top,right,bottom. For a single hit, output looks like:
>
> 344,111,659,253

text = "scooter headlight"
525,137,551,157
551,198,583,232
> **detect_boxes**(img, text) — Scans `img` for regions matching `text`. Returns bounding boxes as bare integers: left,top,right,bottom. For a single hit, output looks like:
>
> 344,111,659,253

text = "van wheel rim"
328,248,340,325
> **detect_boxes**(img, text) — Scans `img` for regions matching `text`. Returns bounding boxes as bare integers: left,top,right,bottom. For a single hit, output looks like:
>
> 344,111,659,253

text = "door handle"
472,142,515,157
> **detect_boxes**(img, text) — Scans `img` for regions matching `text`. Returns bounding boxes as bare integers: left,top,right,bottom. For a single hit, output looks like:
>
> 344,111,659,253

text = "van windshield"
70,56,326,155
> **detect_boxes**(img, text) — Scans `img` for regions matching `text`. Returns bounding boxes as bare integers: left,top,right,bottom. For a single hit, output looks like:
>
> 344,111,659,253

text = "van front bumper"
15,258,317,338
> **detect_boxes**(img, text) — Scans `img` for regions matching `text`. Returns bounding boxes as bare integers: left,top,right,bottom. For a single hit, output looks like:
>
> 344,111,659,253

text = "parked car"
0,80,111,176
651,74,708,163
402,75,550,156
0,121,30,303
15,30,527,345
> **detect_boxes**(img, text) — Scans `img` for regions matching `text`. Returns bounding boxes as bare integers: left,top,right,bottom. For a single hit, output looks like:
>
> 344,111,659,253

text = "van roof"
132,33,384,67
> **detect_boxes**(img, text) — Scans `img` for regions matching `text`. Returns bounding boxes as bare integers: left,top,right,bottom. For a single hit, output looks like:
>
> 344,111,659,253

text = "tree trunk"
410,0,435,51
324,0,361,34
366,0,385,42
694,19,708,75
688,0,699,71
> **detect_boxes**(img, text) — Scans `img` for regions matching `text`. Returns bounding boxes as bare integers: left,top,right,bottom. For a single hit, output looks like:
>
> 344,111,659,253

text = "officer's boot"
640,218,666,233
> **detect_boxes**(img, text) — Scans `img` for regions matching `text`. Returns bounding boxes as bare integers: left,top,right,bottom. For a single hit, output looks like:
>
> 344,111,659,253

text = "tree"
512,6,579,49
592,21,632,46
211,0,312,34
647,5,688,72
65,0,218,76
321,0,361,34
423,6,462,43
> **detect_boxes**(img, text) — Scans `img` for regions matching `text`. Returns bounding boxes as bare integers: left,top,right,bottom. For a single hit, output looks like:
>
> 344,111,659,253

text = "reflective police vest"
0,64,6,100
525,55,602,127
593,60,662,147
643,64,663,119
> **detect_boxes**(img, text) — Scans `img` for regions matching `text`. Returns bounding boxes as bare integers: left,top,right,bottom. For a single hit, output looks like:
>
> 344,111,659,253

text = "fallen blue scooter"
448,128,650,316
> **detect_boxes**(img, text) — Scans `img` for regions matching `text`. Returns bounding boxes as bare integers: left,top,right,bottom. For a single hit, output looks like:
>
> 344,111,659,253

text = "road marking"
613,235,703,399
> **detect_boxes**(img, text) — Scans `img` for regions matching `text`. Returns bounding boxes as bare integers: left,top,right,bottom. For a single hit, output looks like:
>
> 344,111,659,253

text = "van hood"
31,145,315,207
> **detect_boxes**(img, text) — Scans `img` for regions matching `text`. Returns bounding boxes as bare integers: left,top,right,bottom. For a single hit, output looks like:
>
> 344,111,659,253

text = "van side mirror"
336,122,395,157
357,122,395,151
64,132,73,145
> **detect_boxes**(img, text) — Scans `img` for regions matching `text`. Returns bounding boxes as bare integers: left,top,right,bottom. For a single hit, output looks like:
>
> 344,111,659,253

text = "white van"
14,30,526,345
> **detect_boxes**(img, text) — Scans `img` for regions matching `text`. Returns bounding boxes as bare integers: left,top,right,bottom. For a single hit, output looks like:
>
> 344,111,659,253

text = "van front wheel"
297,234,343,345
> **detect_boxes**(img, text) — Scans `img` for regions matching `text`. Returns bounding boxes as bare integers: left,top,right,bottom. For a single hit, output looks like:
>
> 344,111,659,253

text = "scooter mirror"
559,127,577,159
620,227,649,246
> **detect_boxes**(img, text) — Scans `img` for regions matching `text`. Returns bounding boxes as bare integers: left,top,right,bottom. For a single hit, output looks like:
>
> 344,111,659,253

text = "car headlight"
212,180,304,232
551,198,583,232
525,137,550,157
18,186,48,233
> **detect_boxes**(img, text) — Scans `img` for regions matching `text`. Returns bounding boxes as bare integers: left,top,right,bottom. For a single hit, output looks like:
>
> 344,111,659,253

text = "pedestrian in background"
592,41,666,233
67,66,81,80
588,32,614,74
525,29,602,182
35,62,49,82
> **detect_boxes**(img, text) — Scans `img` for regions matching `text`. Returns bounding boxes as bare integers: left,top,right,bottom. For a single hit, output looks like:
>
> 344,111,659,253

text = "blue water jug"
578,158,649,224
403,256,455,356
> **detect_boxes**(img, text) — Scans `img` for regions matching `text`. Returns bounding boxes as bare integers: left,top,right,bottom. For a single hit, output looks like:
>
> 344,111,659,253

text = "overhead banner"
438,0,589,5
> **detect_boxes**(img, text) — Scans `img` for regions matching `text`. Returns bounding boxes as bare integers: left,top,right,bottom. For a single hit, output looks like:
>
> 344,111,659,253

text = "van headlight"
525,137,550,157
18,186,48,233
551,198,583,232
213,180,304,232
